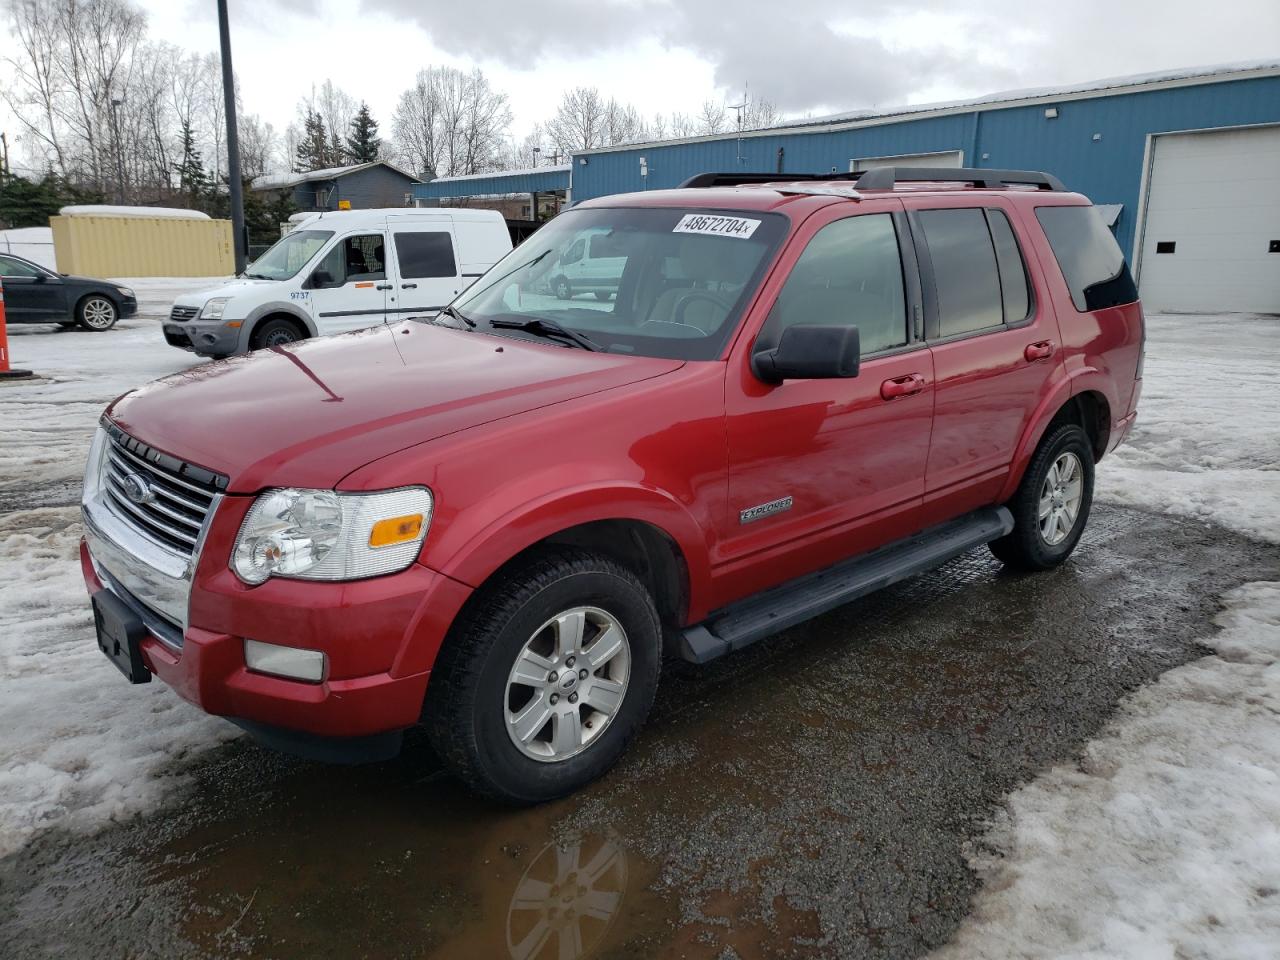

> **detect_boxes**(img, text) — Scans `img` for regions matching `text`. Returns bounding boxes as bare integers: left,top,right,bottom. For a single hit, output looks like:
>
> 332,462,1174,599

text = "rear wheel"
425,549,661,803
990,423,1095,571
77,295,117,331
250,317,303,350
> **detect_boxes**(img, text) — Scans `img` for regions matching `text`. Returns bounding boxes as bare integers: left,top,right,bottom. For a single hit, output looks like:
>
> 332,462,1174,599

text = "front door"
902,198,1065,525
307,232,390,334
720,203,935,606
0,256,66,322
388,227,460,317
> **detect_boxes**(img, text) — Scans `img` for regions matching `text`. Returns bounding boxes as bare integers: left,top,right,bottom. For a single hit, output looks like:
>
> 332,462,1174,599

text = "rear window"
395,231,457,279
1035,206,1138,312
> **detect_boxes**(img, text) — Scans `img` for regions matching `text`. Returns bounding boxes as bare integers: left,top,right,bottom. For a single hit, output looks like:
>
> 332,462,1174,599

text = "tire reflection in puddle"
507,834,628,960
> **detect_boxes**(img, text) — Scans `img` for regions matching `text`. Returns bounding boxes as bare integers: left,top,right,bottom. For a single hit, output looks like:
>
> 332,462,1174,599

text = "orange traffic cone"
0,276,35,380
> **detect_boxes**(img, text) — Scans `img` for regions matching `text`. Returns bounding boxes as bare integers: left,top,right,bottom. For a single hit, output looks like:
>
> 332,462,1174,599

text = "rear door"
0,255,66,321
903,197,1064,526
389,225,460,317
306,232,390,334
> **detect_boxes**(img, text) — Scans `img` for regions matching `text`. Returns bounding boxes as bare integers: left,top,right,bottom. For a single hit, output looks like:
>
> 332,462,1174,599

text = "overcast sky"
7,0,1280,143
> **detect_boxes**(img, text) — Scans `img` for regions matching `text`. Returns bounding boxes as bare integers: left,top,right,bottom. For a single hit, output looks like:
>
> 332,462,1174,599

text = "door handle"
375,283,392,291
880,374,926,401
1024,340,1055,362
401,282,417,289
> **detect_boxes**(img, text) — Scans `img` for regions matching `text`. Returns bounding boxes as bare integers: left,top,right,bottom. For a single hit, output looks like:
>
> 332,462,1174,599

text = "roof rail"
678,167,1066,192
852,167,1066,191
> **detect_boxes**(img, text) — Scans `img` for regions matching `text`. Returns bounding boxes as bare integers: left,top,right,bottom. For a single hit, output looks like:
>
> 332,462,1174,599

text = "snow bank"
932,313,1280,959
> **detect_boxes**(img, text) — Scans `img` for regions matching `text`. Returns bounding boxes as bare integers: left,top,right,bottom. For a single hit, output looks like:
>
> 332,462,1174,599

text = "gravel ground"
2,504,1275,960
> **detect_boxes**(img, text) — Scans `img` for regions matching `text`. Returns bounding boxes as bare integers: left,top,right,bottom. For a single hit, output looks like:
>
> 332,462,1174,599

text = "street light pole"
217,0,247,275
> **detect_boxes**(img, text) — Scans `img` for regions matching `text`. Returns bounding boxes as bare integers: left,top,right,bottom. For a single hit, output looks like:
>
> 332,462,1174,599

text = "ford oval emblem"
120,472,156,505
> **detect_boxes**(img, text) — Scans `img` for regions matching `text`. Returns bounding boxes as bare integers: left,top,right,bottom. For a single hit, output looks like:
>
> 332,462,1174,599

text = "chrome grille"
100,426,224,557
169,304,199,322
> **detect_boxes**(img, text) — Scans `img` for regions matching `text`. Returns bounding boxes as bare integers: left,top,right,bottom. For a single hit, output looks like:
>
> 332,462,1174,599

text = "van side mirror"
309,269,335,289
752,324,860,383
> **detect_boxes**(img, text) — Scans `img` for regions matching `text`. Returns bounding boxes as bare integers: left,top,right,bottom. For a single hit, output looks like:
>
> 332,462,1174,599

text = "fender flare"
430,483,714,622
239,302,318,350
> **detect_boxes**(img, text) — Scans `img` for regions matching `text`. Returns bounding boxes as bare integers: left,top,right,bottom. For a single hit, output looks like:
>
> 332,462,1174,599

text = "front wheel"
990,423,1095,571
425,549,662,803
77,295,118,331
552,276,572,300
250,317,303,350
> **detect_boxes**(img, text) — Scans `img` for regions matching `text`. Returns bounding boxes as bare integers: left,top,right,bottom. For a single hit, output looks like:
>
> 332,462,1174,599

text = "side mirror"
33,273,47,283
309,269,335,289
752,324,860,383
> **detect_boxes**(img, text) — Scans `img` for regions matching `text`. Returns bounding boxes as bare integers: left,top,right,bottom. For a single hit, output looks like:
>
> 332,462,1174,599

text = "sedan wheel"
78,296,118,331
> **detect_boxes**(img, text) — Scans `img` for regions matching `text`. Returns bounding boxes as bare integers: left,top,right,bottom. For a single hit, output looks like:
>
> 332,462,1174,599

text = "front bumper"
162,319,242,357
80,519,474,747
120,297,138,319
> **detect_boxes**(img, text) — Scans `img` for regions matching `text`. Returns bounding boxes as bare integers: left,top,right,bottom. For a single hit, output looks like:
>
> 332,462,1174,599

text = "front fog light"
244,639,326,682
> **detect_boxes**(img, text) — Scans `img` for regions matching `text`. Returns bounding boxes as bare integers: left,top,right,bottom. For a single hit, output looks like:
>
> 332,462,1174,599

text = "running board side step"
679,506,1014,664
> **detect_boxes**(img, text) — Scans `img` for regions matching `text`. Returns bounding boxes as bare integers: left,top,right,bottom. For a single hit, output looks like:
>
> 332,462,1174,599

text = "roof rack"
679,167,1066,192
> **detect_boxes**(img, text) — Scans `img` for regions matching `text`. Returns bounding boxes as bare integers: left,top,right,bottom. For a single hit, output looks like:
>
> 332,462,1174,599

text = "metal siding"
569,75,1280,261
413,168,571,199
50,215,233,277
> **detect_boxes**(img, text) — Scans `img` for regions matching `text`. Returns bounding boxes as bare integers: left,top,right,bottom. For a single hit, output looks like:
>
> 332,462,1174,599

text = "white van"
162,208,512,357
545,227,626,301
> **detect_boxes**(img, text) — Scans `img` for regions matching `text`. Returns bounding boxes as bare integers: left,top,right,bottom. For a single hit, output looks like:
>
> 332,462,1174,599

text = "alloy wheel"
81,297,116,329
504,606,631,763
1038,451,1083,546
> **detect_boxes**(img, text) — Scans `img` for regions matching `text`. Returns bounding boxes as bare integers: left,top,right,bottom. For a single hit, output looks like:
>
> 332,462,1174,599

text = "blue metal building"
413,62,1280,311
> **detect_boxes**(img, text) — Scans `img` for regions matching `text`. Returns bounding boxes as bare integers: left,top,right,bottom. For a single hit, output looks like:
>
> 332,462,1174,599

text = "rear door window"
394,231,457,279
986,210,1031,323
916,208,1004,337
1035,205,1138,311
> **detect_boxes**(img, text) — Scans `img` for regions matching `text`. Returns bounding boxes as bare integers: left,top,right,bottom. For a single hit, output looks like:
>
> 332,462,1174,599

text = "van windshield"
445,207,788,360
243,230,334,281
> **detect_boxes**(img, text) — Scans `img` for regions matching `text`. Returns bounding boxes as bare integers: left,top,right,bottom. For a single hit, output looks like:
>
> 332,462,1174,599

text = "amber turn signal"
368,514,424,548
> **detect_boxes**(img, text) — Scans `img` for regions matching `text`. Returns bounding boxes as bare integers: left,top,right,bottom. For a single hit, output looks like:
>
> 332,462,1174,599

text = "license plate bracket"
93,590,152,684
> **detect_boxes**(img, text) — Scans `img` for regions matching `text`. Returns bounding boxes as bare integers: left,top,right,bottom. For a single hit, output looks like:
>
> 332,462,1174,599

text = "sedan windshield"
447,207,787,360
244,229,334,281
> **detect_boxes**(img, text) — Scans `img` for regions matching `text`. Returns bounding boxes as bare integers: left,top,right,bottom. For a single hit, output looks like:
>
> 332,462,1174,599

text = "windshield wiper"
436,304,476,328
489,317,601,352
242,271,269,280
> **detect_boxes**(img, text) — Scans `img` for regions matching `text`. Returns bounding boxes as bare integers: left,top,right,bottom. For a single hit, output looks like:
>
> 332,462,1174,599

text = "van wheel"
552,276,572,300
250,317,303,350
425,548,662,804
77,295,118,331
990,423,1095,571
593,291,611,302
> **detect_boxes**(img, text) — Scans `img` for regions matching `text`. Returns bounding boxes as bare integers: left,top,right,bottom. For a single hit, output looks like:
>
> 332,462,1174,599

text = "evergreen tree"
173,121,211,205
293,110,332,172
345,102,381,163
0,174,104,228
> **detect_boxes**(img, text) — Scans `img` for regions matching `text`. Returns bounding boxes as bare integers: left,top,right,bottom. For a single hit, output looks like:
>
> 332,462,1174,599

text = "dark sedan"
0,253,137,331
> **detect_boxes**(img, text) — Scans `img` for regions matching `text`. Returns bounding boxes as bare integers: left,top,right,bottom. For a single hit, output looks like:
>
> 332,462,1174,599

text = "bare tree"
545,87,652,154
392,66,511,179
696,99,728,136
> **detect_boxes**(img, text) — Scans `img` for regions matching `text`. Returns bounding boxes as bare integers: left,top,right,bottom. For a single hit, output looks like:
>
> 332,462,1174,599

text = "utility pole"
217,0,247,275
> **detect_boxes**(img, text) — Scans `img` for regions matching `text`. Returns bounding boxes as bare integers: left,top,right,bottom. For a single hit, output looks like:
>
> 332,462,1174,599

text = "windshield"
244,229,334,281
448,207,788,360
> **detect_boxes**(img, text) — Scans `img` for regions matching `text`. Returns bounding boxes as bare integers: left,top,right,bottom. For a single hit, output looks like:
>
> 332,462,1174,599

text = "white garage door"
1138,125,1280,314
849,150,963,173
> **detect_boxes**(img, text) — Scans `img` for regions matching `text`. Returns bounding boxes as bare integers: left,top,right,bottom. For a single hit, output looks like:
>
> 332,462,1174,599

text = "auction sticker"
673,214,761,239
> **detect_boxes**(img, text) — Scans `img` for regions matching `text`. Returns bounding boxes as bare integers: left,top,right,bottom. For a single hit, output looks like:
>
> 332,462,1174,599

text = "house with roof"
251,161,421,213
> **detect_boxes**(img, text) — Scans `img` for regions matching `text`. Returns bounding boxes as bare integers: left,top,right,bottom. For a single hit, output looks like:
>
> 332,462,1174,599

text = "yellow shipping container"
50,211,234,277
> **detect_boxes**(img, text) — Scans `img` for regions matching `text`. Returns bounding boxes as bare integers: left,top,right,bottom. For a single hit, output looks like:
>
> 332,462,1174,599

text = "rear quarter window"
1035,206,1138,312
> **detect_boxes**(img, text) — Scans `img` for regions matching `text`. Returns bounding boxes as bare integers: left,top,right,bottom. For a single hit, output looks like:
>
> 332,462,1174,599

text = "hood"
107,324,684,492
172,278,276,306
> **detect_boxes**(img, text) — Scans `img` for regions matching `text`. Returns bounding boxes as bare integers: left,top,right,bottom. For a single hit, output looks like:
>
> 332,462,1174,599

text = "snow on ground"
0,281,236,859
933,313,1280,960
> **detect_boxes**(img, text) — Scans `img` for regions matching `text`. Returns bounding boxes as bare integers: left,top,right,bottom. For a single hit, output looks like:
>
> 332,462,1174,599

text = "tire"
593,291,611,302
250,317,303,350
76,295,118,331
553,276,572,300
990,423,1095,571
425,548,662,804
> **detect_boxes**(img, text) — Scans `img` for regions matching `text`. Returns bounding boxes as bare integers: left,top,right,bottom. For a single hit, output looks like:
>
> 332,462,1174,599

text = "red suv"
82,168,1143,802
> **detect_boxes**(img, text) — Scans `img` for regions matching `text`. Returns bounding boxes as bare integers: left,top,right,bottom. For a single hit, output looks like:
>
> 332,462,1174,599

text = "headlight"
200,297,231,320
232,487,433,585
82,426,108,502
116,286,134,298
